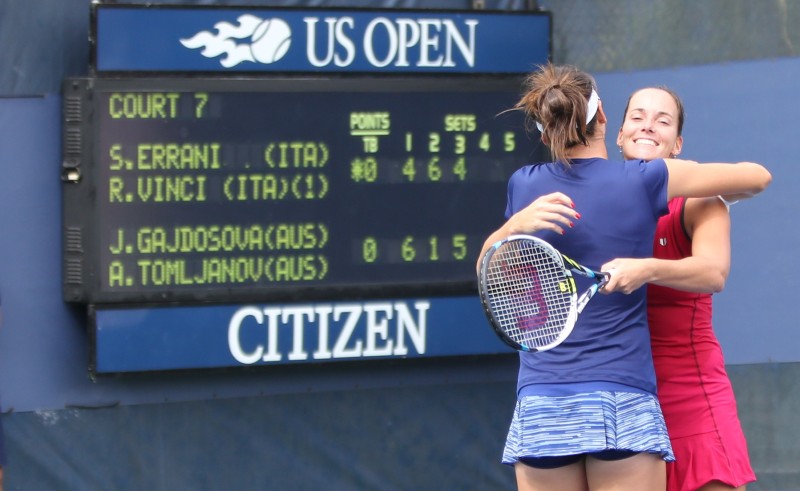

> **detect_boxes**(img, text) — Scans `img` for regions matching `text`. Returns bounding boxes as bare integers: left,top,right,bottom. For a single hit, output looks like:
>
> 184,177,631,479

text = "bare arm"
601,197,730,294
476,192,578,271
665,159,771,201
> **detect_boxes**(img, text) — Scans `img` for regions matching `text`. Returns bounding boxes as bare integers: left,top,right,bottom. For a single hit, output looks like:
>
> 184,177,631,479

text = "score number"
360,234,468,264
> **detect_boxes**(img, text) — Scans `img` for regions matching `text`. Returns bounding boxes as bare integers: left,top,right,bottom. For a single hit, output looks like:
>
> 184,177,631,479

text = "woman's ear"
596,100,608,125
670,135,684,157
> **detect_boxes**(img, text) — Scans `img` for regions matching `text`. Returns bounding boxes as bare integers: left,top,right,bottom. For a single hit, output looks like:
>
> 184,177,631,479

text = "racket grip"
598,271,611,288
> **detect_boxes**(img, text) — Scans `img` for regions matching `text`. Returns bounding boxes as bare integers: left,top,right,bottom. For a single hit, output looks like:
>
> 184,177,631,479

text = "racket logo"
559,278,576,294
515,263,549,331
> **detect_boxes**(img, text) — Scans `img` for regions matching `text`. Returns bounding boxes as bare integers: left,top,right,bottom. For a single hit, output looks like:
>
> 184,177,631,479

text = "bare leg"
515,460,589,491
586,453,666,491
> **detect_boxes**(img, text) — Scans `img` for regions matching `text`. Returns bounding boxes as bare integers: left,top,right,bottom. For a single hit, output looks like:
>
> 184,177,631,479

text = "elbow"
709,271,727,294
748,164,773,195
760,168,773,192
754,166,772,194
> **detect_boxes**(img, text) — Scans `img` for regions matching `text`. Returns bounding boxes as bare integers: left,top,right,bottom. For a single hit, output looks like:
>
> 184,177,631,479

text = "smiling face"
617,88,683,161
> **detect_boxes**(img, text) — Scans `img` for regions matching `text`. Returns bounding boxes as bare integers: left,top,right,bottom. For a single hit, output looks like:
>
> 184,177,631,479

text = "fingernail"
575,213,582,219
569,222,574,228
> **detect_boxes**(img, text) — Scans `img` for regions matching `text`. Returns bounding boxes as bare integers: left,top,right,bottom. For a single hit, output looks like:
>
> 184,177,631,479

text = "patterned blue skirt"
502,390,675,465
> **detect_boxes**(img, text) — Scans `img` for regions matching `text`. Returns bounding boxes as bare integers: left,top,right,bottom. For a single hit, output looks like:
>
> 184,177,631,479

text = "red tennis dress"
648,197,756,491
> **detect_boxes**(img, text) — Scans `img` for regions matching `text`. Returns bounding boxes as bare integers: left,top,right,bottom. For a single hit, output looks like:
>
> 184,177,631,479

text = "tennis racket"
478,235,610,352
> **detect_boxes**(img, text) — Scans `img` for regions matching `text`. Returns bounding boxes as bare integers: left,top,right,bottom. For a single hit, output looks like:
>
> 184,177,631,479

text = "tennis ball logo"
250,19,292,64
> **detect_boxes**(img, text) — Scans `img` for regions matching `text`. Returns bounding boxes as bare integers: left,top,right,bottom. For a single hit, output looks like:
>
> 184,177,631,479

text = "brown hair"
515,63,599,165
622,86,685,136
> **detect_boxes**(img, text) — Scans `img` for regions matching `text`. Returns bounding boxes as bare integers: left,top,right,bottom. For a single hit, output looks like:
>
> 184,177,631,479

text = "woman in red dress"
602,87,756,491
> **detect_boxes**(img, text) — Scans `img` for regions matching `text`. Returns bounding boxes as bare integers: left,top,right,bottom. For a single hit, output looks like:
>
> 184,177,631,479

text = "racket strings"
485,242,574,349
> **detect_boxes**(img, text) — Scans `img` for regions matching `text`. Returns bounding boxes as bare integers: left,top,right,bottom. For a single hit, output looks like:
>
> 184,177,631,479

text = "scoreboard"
62,76,546,305
64,5,551,372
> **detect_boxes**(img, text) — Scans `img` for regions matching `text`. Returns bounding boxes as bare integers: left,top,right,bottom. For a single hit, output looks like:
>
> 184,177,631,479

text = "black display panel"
62,77,545,305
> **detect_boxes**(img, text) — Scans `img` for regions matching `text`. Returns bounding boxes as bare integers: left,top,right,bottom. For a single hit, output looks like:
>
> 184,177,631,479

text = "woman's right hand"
510,192,578,236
